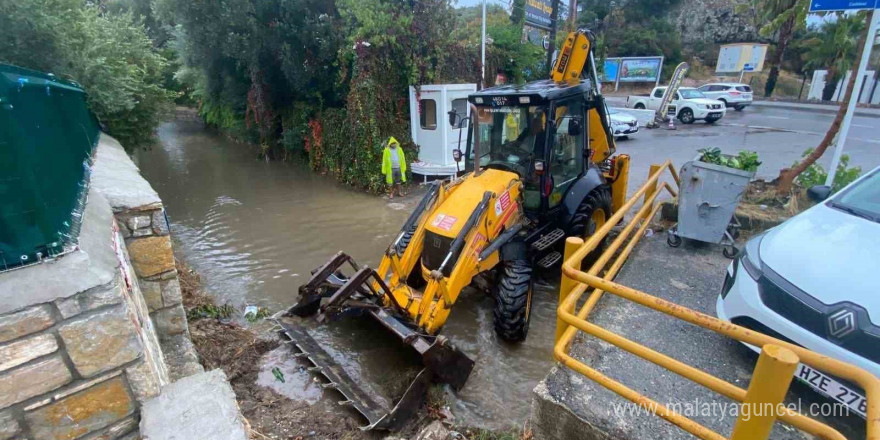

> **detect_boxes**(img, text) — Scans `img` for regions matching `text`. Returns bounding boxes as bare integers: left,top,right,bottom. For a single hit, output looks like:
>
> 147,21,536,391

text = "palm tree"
775,10,873,194
801,14,867,101
741,0,808,97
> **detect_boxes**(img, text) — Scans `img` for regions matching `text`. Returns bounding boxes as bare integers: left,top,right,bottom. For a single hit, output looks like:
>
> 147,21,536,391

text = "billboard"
618,57,663,82
600,59,621,82
715,43,768,73
525,0,553,30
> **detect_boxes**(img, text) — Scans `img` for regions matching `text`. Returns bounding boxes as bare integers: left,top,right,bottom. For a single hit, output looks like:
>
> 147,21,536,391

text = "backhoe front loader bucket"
282,252,475,431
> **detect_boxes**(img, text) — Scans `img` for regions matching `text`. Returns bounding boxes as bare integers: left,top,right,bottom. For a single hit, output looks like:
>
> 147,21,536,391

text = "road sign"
809,0,877,12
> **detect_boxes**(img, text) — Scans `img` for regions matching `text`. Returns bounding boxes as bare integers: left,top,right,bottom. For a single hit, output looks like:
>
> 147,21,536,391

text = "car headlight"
721,234,764,299
739,234,764,281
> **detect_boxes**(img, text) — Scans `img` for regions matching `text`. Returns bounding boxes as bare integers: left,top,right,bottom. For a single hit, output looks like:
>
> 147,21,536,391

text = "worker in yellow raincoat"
382,136,407,198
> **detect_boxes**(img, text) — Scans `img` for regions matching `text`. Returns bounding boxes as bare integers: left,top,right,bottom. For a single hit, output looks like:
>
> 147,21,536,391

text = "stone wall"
90,136,202,382
0,187,167,440
0,134,200,440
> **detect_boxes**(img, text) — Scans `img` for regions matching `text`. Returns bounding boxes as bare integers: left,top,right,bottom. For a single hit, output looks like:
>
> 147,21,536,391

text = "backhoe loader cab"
283,29,631,431
462,79,619,217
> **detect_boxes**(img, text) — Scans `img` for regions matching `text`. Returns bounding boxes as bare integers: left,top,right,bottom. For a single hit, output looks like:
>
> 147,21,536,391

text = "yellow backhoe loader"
281,29,631,430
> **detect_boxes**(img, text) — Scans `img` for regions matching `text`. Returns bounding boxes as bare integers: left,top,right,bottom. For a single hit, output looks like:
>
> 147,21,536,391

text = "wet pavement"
605,98,880,198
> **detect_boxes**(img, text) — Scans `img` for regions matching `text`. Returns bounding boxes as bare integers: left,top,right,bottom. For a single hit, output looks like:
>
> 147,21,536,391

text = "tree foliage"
577,0,683,79
775,10,871,194
0,0,171,147
738,0,808,97
800,13,867,101
162,0,542,190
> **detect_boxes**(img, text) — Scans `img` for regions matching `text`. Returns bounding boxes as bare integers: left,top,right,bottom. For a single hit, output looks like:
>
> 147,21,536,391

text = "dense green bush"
164,0,526,190
0,0,171,148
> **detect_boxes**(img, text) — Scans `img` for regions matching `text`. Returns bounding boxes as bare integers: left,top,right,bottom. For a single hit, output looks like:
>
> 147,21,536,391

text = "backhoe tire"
568,186,613,269
493,260,533,342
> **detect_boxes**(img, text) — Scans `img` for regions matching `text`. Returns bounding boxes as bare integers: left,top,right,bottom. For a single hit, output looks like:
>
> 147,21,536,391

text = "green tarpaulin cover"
0,63,99,270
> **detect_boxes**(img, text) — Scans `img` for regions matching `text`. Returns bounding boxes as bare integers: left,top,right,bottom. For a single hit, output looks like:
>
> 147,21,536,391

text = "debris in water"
272,367,285,383
256,347,323,405
245,305,271,322
187,303,234,321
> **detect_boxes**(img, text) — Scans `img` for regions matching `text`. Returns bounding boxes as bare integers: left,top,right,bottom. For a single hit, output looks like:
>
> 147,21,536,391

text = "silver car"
697,83,753,111
608,108,639,139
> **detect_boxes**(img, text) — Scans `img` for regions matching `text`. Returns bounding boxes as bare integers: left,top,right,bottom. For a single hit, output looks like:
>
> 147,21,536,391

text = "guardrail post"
643,164,661,220
555,236,584,347
730,344,799,440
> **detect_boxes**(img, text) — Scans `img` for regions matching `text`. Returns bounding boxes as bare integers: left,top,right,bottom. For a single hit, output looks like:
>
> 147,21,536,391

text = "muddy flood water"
136,121,559,430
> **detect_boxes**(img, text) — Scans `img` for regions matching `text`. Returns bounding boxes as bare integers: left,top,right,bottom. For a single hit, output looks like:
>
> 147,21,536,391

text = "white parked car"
697,83,753,111
626,86,726,124
716,167,880,418
608,108,639,139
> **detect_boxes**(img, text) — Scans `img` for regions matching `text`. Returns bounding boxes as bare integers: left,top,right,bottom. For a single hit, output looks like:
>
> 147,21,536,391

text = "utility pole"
481,0,487,89
546,0,559,72
825,8,877,186
569,0,577,30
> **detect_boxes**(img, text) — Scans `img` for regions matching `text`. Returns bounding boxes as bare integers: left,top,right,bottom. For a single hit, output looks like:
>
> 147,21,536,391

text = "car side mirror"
447,110,458,127
807,185,832,202
568,118,582,136
452,148,462,162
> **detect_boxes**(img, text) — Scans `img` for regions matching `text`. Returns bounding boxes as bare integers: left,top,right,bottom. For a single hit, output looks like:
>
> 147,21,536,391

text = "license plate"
709,112,723,117
796,363,867,418
744,93,752,99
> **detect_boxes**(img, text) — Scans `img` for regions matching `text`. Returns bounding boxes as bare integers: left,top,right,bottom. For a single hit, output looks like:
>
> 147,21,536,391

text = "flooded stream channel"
136,121,558,430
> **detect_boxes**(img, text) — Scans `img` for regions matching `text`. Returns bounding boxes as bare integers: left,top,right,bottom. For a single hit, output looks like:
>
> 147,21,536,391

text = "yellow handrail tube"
552,162,879,440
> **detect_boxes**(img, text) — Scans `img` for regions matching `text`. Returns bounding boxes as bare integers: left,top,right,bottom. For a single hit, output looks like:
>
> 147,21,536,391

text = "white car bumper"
716,259,880,378
612,123,639,137
692,107,726,120
725,97,753,106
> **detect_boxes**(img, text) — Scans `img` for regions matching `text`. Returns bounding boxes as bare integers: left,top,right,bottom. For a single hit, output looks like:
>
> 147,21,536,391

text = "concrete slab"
91,134,162,212
158,333,205,382
140,369,248,440
0,187,118,315
530,233,865,440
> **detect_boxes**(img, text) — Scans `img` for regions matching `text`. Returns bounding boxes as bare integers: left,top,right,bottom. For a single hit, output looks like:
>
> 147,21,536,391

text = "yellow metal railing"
554,161,880,440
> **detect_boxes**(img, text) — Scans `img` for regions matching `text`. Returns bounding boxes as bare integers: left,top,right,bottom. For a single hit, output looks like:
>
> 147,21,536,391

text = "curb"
751,101,880,118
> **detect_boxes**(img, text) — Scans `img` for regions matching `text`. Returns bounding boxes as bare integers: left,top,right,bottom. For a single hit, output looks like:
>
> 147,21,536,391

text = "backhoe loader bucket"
282,252,475,431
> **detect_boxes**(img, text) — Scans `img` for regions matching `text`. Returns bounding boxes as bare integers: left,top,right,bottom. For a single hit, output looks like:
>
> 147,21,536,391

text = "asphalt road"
604,98,880,195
